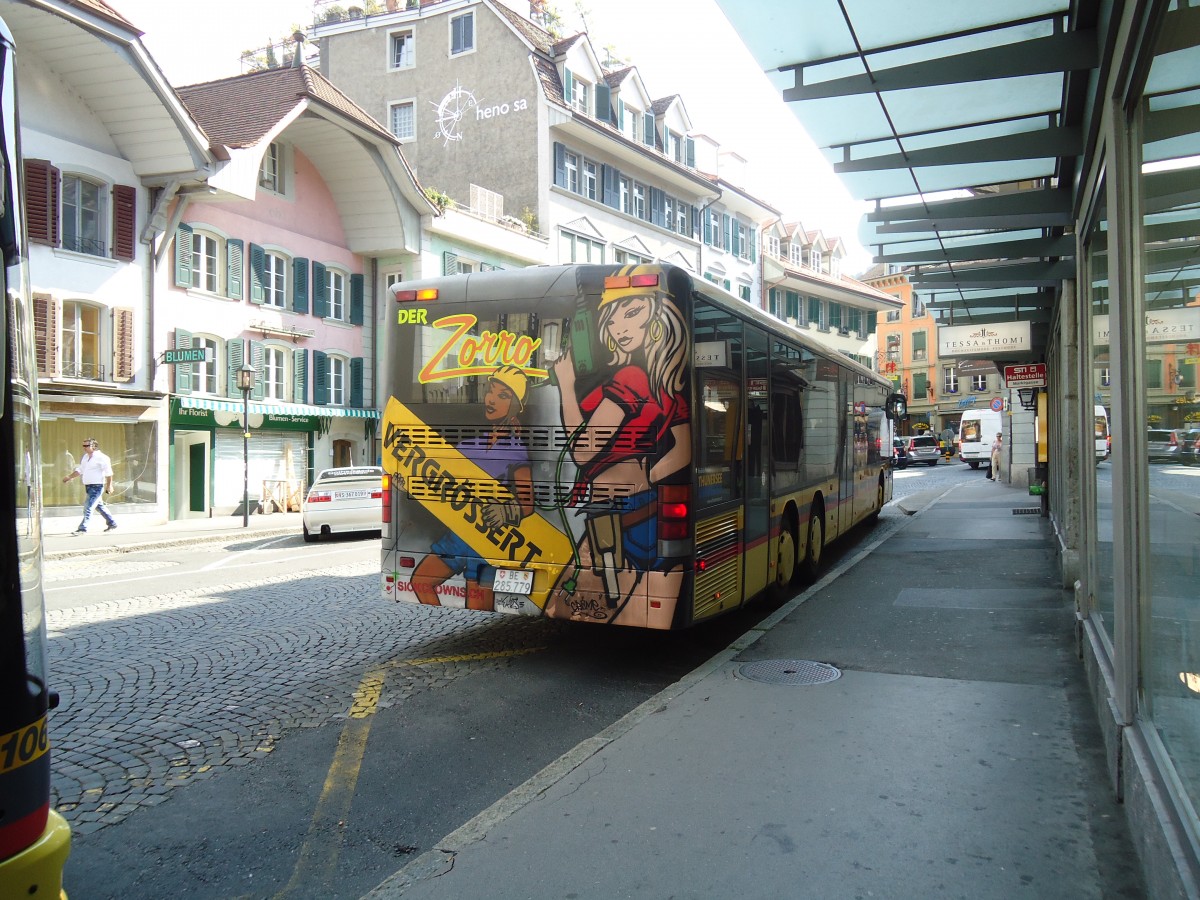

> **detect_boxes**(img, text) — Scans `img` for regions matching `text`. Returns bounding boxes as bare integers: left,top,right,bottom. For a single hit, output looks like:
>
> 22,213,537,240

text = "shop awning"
177,396,379,418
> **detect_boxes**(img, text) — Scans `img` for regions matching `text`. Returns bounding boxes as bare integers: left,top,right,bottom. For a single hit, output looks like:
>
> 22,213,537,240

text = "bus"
379,264,905,629
0,13,71,898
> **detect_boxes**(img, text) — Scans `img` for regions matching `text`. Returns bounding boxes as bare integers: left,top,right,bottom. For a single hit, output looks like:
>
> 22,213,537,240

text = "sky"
109,0,872,270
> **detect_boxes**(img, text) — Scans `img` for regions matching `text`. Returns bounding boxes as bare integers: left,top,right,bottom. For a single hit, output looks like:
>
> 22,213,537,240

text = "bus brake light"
658,484,689,541
394,288,438,302
381,474,391,524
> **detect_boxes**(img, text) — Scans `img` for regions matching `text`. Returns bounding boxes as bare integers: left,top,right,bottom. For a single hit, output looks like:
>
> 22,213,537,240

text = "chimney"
291,31,305,68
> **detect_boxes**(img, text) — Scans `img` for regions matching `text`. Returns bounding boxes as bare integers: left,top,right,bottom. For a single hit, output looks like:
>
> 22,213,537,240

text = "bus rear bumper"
0,809,71,899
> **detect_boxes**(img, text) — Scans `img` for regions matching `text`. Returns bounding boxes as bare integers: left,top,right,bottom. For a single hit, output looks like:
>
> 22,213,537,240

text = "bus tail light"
381,474,392,524
394,288,438,302
604,273,660,289
658,484,689,541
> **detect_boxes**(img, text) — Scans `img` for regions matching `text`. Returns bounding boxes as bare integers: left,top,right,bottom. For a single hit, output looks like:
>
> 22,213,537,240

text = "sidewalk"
42,511,303,560
362,479,1146,899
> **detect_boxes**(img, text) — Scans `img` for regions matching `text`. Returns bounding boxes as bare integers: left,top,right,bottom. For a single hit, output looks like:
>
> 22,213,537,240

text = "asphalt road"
49,462,981,899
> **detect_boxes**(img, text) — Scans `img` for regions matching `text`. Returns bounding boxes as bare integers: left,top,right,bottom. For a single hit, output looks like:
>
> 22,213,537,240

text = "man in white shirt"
62,438,117,534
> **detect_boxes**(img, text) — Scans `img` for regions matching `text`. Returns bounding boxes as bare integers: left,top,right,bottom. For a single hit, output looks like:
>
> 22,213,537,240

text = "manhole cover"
738,659,841,685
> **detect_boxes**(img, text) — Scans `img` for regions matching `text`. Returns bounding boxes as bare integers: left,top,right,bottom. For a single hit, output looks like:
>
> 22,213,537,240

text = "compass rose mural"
432,82,478,146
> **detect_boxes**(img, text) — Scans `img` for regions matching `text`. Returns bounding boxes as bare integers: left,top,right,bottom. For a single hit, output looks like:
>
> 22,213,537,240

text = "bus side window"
772,389,802,469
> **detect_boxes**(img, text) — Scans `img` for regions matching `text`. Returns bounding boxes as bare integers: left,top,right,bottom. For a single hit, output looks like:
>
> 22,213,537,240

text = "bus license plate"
493,568,533,595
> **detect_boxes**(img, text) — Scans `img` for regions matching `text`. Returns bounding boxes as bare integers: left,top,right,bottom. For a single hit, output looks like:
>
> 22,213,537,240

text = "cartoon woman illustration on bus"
548,270,691,627
410,364,535,611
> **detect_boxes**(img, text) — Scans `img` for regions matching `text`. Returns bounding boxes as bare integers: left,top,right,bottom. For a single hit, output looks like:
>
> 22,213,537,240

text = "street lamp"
236,362,256,528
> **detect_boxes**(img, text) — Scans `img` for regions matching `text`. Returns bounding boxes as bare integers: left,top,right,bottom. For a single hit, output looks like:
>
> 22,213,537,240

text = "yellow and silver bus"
0,12,71,897
380,264,905,629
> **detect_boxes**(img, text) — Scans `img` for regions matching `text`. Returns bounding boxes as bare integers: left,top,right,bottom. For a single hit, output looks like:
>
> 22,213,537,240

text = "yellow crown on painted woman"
599,264,662,307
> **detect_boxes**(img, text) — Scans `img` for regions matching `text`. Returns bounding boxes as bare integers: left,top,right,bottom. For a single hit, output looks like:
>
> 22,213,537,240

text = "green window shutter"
643,111,655,146
617,98,625,129
174,328,193,395
785,291,798,319
443,251,459,275
808,296,822,324
685,137,695,168
225,337,244,399
563,68,573,105
350,357,365,408
867,311,878,335
293,348,308,404
722,214,730,251
663,126,671,154
723,279,731,291
595,82,610,122
313,351,329,405
703,208,712,245
749,228,757,263
292,257,309,314
913,372,927,399
349,274,365,325
312,261,328,318
174,224,193,288
768,288,779,316
226,238,244,299
248,243,265,304
913,331,927,354
249,340,266,400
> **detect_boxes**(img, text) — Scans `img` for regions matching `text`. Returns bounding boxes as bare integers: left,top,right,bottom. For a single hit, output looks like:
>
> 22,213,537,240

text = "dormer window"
572,77,591,114
812,249,823,271
259,143,282,193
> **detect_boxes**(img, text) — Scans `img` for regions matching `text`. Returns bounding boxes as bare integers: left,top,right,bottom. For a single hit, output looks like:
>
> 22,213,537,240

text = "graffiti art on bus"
384,365,571,612
545,270,691,628
381,267,692,627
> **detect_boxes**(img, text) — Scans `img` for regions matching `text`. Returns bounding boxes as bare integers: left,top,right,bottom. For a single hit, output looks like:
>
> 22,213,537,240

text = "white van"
1094,405,1110,462
958,408,1003,469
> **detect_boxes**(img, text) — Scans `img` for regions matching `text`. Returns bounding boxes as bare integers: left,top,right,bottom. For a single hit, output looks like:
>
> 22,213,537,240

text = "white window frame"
943,367,959,394
564,151,579,194
559,230,605,264
388,99,416,142
886,308,902,322
788,243,802,266
626,107,641,142
190,230,222,294
192,335,220,395
388,28,415,70
619,176,631,214
633,182,646,220
571,77,591,114
766,235,780,259
61,299,104,380
263,251,288,309
263,345,288,401
327,268,347,321
259,142,282,193
971,374,988,392
61,173,108,258
583,159,597,201
449,10,475,56
329,355,347,406
613,247,651,265
812,248,823,271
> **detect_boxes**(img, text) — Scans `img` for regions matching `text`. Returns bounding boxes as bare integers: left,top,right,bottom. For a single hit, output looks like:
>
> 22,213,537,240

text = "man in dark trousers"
62,438,117,534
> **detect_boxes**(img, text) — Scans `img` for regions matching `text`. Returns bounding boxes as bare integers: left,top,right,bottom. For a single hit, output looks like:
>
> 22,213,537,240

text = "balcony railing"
61,360,106,381
61,235,107,257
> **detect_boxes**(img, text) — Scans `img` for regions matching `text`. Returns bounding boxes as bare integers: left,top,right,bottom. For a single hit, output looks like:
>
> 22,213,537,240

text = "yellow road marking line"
275,646,544,897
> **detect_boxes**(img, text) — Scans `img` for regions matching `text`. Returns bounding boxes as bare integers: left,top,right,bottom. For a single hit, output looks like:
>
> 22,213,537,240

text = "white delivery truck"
1094,405,1111,462
958,408,1003,469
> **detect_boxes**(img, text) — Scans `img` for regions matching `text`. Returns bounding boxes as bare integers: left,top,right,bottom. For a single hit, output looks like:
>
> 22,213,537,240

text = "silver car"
1146,429,1182,463
903,435,941,466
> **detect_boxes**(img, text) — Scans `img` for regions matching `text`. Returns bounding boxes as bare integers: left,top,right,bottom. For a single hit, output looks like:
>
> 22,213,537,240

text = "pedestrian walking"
987,431,1003,480
62,438,117,534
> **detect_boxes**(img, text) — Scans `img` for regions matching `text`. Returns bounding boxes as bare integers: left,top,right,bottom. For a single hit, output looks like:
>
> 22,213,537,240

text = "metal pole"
242,386,249,528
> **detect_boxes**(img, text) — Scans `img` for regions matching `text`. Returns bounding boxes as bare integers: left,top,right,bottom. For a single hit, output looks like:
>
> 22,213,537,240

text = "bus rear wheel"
775,524,797,588
798,504,825,582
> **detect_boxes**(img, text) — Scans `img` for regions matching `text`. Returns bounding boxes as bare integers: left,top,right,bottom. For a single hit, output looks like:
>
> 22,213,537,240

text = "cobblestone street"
45,556,559,836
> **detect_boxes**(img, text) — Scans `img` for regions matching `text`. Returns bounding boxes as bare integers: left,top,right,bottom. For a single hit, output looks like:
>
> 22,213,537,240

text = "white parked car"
302,466,383,542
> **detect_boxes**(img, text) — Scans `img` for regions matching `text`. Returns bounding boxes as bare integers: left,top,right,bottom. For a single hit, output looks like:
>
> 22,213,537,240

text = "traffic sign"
990,397,1005,412
1003,363,1046,388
